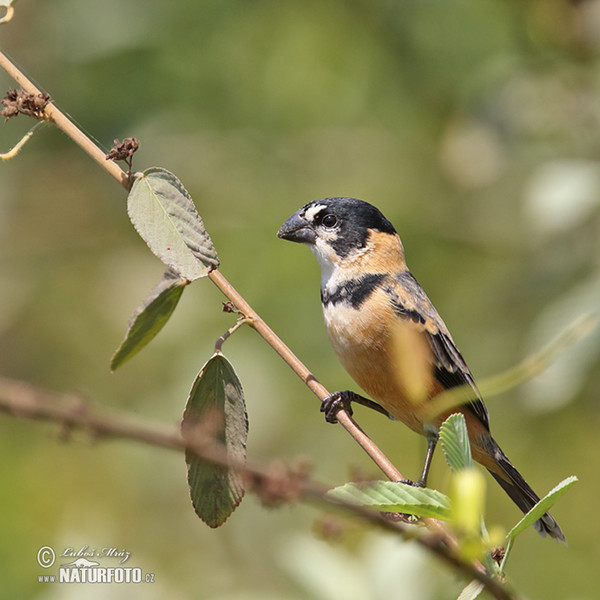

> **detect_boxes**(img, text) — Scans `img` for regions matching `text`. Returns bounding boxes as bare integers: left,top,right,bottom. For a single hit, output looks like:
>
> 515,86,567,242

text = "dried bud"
1,89,51,121
222,301,237,313
106,137,139,162
105,137,139,176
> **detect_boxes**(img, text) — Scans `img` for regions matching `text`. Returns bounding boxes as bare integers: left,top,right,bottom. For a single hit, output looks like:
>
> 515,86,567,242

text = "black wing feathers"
389,271,490,431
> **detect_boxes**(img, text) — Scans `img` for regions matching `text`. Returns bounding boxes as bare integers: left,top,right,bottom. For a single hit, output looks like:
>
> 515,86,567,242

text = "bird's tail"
485,439,566,544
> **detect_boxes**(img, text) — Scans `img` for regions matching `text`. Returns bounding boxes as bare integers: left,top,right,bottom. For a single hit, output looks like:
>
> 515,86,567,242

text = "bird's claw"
399,478,426,488
320,391,353,423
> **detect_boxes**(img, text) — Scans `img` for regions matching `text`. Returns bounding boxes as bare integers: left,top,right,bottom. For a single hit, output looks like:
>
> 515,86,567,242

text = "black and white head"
277,197,401,283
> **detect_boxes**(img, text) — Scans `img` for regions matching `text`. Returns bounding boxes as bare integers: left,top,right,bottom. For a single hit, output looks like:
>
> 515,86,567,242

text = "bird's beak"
277,210,316,244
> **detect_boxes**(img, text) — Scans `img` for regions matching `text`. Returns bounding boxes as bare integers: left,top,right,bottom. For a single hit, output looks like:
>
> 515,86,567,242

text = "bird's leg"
399,427,438,488
320,390,392,424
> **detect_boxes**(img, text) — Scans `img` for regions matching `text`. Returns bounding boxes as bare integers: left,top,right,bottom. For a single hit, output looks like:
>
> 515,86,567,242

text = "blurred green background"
1,0,599,598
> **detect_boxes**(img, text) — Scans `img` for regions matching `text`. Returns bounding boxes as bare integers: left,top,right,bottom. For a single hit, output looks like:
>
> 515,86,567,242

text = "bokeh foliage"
1,1,599,598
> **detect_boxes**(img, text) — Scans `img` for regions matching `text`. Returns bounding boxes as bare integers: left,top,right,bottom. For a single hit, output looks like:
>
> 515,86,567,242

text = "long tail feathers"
486,442,566,544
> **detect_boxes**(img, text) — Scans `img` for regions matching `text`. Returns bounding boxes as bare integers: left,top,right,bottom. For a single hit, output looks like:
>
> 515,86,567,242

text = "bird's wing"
386,271,490,431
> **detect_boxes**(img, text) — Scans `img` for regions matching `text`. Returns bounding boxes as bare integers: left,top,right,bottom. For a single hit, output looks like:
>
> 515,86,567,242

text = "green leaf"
439,413,473,472
506,476,577,540
110,268,186,371
327,481,452,520
128,167,219,280
182,353,248,528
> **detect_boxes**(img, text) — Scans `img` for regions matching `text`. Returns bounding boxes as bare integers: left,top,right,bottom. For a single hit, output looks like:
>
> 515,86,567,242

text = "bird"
277,196,565,543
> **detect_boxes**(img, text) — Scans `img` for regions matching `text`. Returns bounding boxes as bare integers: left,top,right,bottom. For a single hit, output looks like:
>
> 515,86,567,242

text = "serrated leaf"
327,481,452,520
182,353,248,528
439,413,473,472
128,167,219,280
506,476,577,540
110,268,186,371
457,580,484,600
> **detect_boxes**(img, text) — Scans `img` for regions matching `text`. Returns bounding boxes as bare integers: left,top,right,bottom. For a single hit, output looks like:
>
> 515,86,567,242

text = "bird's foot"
399,478,426,489
320,391,354,423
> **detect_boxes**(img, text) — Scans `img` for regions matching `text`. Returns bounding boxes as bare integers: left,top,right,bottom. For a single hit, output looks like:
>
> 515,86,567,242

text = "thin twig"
0,121,45,160
214,316,253,353
0,376,515,600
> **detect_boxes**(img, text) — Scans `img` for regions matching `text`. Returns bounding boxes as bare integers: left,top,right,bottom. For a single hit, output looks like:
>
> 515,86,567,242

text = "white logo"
37,546,56,568
61,558,100,568
36,544,155,584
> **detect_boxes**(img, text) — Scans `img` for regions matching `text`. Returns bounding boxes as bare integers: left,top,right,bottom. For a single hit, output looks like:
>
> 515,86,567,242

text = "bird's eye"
322,214,337,228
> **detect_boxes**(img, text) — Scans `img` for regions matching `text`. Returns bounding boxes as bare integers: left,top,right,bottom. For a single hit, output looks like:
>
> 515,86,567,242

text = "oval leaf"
439,412,473,472
506,476,577,540
327,481,451,520
110,268,186,371
182,353,248,527
128,167,219,280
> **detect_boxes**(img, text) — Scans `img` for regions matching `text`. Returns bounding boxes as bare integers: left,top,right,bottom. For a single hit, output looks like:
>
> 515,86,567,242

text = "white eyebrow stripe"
304,204,327,222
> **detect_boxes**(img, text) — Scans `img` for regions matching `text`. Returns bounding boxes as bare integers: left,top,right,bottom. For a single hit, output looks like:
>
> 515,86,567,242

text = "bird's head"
277,197,403,279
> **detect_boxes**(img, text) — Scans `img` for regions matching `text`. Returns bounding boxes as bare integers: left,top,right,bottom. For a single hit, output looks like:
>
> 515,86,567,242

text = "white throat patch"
309,238,339,288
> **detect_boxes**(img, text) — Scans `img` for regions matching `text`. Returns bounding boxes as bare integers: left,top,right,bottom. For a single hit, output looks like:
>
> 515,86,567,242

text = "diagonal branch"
0,46,401,483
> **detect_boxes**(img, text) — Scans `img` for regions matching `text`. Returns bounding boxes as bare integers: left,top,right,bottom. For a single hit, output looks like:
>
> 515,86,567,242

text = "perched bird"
277,197,565,543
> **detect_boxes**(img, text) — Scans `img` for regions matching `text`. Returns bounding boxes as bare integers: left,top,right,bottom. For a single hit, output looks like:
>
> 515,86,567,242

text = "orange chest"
324,301,389,380
322,299,424,432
